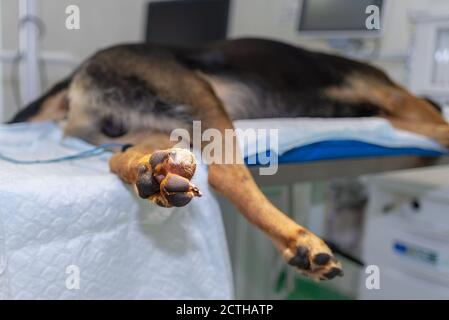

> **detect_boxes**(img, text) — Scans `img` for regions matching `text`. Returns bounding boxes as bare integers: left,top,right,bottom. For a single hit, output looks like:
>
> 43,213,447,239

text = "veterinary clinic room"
1,0,449,304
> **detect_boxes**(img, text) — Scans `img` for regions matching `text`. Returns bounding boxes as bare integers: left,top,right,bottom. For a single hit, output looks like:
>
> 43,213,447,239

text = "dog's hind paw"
432,125,449,147
135,148,201,207
283,229,343,281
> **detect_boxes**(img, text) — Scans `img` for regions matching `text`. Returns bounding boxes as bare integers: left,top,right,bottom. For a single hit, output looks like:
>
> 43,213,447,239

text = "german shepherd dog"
9,38,449,280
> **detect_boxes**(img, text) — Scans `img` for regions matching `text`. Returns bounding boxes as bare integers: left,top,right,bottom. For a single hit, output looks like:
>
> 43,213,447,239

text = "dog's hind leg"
384,116,449,146
369,89,449,146
326,73,449,145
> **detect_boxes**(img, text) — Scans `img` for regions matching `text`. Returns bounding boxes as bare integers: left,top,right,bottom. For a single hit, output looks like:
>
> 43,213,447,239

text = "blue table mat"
245,140,447,165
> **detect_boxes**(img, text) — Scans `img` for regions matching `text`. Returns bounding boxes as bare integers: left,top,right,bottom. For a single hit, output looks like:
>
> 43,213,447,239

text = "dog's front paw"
135,148,201,207
283,229,343,281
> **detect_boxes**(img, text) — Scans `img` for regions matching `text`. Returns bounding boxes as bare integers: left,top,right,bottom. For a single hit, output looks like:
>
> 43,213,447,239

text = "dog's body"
11,38,448,144
10,38,449,280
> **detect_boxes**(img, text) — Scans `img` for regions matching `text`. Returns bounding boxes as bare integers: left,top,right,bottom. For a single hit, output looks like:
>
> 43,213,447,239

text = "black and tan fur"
9,38,449,280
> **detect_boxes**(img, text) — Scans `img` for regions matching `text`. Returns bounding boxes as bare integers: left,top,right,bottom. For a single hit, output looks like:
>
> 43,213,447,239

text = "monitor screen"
145,0,230,46
298,0,383,34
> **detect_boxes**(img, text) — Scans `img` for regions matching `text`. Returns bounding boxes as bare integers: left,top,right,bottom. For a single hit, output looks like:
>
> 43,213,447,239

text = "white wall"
2,0,449,120
229,0,449,83
1,0,150,120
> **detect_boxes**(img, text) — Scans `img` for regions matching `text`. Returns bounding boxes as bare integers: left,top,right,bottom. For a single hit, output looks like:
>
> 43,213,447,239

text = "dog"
9,38,449,281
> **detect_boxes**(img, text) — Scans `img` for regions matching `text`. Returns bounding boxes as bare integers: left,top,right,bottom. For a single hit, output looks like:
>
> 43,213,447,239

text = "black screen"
299,0,383,32
145,0,230,46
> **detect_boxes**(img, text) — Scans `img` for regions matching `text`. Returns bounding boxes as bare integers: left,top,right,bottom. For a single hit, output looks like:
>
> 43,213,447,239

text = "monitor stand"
327,38,365,54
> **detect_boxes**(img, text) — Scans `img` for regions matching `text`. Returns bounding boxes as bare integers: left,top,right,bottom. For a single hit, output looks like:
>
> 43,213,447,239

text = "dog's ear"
8,77,72,123
421,96,443,113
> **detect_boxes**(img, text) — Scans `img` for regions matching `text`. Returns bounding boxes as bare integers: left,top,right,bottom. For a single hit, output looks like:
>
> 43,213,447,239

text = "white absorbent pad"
234,117,447,157
0,122,233,299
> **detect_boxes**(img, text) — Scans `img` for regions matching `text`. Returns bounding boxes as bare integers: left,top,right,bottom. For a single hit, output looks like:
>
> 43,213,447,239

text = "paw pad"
136,170,160,199
286,230,344,281
150,149,196,180
136,148,201,207
313,253,331,266
288,246,311,270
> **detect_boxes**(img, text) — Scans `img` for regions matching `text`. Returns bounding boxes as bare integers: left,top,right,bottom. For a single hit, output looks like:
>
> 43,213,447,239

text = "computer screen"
145,0,230,46
298,0,384,36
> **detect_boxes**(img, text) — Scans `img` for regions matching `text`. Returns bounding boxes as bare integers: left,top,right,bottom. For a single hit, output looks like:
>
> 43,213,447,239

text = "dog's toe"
136,170,160,199
288,246,311,270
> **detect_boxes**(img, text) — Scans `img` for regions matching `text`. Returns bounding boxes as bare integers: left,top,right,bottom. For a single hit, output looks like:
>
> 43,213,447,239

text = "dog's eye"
100,116,128,138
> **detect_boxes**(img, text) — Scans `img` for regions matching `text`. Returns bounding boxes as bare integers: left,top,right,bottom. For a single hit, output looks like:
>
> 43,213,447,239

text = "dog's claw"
323,267,344,279
135,148,201,207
